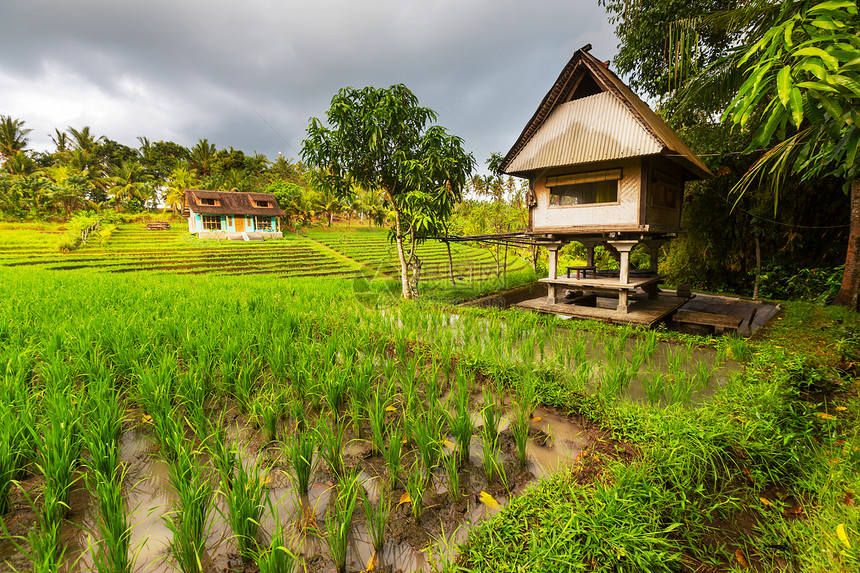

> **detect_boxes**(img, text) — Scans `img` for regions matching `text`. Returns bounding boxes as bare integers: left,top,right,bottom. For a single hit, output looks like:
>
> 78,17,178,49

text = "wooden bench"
566,265,597,279
673,310,743,334
146,222,171,230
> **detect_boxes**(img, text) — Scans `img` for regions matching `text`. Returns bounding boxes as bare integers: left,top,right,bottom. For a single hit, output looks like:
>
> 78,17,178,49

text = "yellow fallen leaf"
366,550,377,572
816,412,836,420
398,492,411,507
141,414,152,423
385,406,397,412
531,416,542,422
735,549,748,567
443,440,456,449
759,497,773,507
479,491,499,508
837,523,851,549
835,406,848,412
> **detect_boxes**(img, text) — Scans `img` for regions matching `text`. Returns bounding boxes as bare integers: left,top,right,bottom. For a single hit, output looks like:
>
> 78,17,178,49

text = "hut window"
202,215,222,230
254,200,270,208
199,198,219,206
548,169,621,207
255,216,273,231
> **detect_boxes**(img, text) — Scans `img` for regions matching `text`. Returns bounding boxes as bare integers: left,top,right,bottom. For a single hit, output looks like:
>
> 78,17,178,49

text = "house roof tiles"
185,190,285,216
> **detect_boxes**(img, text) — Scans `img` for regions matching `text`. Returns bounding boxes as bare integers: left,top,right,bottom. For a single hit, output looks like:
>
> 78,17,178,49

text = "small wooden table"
539,274,665,313
566,265,597,279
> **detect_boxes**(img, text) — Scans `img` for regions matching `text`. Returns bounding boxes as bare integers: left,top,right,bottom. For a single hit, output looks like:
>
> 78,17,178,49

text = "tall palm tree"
2,151,36,176
108,160,152,212
51,129,68,154
315,184,342,226
221,168,247,192
189,139,217,177
0,116,32,160
67,126,102,154
165,165,199,213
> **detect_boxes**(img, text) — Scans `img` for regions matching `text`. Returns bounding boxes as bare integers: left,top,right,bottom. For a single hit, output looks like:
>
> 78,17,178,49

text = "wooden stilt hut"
501,45,711,315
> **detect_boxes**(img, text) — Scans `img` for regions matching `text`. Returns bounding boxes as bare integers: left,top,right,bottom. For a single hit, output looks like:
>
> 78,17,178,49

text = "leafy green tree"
44,165,92,215
302,84,474,298
723,0,860,306
0,116,32,161
264,180,307,231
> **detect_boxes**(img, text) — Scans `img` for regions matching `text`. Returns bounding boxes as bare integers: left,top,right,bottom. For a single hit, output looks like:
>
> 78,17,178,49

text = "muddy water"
527,406,589,477
49,403,586,573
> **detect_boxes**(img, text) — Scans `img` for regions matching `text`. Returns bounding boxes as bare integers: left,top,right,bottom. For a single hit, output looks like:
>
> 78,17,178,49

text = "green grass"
1,223,859,573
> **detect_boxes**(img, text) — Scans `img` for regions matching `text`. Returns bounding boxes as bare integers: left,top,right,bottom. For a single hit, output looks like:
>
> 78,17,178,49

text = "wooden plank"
515,293,687,328
673,310,742,330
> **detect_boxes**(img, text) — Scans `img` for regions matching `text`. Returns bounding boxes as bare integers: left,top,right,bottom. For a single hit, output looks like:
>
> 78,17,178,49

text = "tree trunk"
444,232,456,286
393,207,412,299
834,178,860,308
753,234,761,299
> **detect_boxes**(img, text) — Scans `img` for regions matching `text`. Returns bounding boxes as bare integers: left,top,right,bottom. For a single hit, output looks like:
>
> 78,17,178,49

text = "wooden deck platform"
515,292,689,328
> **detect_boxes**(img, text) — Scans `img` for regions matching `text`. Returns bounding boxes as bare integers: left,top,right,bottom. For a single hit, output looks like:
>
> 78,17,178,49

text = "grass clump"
325,471,360,573
221,450,268,561
362,485,390,552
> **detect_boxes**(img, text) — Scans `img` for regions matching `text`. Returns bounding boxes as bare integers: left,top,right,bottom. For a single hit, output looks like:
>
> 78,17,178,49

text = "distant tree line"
0,116,398,228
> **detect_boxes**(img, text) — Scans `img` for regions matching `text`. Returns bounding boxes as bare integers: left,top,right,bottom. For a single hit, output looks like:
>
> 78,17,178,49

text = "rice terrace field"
1,221,859,573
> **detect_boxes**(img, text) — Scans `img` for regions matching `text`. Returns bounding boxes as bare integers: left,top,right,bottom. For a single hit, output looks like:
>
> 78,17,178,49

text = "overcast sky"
1,0,620,171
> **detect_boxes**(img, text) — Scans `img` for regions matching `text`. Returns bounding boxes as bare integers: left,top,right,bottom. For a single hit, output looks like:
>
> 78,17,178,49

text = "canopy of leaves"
725,0,860,192
301,84,475,239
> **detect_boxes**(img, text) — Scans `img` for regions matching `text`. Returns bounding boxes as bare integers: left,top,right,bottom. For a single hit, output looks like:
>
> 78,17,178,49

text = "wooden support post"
545,242,562,304
547,243,560,280
607,240,638,286
619,249,630,285
618,289,629,313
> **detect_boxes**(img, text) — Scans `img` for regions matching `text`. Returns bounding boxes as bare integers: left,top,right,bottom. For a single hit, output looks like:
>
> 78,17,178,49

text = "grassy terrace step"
2,248,334,267
0,222,514,283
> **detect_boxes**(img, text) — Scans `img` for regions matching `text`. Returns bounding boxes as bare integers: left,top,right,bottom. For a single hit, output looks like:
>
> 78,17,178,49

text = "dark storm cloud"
1,0,618,169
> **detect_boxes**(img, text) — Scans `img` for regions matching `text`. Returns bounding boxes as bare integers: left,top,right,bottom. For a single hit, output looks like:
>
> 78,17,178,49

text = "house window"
255,216,272,231
199,198,219,206
547,169,621,207
202,215,222,230
254,200,270,208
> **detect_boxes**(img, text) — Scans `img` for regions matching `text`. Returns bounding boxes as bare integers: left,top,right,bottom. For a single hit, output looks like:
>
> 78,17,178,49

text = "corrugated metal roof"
505,92,662,174
501,48,712,179
589,53,711,178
